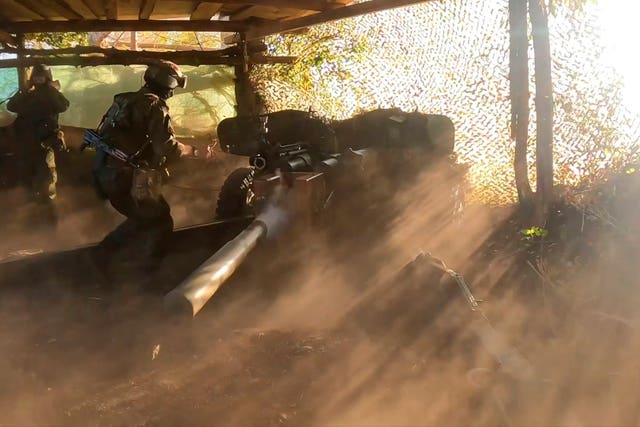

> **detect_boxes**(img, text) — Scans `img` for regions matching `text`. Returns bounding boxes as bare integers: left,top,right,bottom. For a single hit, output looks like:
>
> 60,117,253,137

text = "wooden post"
15,34,28,91
130,31,138,50
233,33,257,117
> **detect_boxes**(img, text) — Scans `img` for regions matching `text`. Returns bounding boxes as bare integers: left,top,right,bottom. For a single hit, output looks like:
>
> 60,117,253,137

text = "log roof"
0,0,429,38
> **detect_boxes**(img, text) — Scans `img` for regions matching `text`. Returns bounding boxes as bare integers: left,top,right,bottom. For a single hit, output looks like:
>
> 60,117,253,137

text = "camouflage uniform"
7,84,69,202
93,87,185,266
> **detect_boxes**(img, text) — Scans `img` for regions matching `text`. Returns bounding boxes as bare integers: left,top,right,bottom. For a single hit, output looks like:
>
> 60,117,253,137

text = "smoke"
2,148,640,426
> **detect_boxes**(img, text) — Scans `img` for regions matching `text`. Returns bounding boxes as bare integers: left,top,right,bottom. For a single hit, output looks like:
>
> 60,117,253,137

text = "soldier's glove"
53,130,67,152
55,140,68,153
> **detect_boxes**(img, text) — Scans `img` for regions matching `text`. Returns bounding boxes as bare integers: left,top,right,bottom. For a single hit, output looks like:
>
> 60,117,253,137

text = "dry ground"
1,154,640,427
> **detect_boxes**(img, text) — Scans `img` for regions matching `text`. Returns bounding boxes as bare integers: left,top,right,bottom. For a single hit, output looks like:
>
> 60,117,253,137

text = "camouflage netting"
253,0,640,204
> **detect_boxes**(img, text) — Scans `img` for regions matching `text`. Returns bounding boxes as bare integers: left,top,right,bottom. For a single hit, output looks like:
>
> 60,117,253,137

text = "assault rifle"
80,129,139,168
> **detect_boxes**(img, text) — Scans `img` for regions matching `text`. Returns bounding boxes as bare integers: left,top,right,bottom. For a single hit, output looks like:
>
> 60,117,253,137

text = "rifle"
81,129,139,168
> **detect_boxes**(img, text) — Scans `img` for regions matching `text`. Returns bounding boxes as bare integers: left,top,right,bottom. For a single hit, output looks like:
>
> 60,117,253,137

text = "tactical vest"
97,90,159,160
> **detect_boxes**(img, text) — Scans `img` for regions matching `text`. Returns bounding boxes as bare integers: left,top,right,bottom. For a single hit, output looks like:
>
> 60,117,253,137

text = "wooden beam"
104,0,118,19
138,0,158,19
2,19,248,33
9,0,48,19
15,34,28,91
251,54,295,64
2,45,237,57
16,0,85,20
59,0,100,18
0,47,296,68
79,0,104,18
190,2,223,20
0,55,238,68
107,40,267,52
45,0,85,19
0,31,16,46
175,0,330,11
230,5,261,21
245,0,434,40
0,51,297,68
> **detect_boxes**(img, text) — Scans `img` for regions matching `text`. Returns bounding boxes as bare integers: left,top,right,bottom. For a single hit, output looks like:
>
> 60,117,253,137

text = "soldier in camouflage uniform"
7,64,69,213
92,60,208,272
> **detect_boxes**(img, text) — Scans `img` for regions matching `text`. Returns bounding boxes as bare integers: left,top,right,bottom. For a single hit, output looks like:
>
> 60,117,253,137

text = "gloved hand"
54,131,68,152
41,130,67,152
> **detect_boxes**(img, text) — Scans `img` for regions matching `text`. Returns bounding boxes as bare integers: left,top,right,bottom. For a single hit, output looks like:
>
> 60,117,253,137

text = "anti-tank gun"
165,108,464,317
214,108,460,221
215,109,351,222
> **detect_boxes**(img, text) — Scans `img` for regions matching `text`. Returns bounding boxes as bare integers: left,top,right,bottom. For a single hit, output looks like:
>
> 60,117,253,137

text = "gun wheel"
215,167,255,220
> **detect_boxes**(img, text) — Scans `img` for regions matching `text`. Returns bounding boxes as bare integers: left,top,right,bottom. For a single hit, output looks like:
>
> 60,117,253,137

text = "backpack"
96,92,137,138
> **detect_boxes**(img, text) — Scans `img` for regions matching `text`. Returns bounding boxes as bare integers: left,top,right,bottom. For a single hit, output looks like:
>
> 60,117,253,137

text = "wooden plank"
0,55,237,68
138,0,158,19
59,0,99,18
0,51,295,67
2,45,235,56
17,0,86,20
230,5,261,20
44,0,86,19
0,0,42,20
250,54,295,64
0,31,16,45
79,0,105,17
9,0,49,19
190,2,223,20
104,0,118,19
245,0,434,39
172,0,331,11
15,34,28,91
2,19,248,33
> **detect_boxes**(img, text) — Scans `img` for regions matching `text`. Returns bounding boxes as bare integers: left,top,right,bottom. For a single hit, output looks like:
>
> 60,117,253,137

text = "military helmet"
30,64,53,85
143,60,187,91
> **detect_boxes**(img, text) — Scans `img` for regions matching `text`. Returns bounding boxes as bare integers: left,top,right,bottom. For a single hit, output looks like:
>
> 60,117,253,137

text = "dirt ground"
1,154,640,427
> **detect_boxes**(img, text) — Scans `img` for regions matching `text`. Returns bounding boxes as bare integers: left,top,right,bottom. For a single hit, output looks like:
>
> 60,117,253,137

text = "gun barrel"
164,220,267,317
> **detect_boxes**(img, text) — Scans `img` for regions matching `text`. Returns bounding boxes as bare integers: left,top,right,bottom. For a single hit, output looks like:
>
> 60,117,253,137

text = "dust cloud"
0,150,639,426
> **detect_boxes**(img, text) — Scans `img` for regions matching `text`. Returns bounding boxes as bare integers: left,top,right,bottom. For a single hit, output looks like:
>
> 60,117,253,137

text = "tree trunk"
529,0,554,219
509,0,533,205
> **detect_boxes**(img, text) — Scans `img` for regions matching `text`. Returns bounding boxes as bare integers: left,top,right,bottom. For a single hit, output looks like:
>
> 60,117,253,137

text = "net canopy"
254,0,640,204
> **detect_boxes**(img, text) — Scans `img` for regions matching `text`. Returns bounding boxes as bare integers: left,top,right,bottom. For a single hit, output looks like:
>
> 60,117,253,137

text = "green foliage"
251,20,371,115
251,1,640,203
26,32,88,48
521,226,549,239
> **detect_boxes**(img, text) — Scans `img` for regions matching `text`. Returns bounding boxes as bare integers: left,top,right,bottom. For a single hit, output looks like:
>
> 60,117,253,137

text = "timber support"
15,34,28,91
233,33,259,116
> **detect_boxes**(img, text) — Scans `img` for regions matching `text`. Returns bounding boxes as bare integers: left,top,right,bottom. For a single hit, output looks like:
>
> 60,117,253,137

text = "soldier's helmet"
143,60,187,93
30,64,53,86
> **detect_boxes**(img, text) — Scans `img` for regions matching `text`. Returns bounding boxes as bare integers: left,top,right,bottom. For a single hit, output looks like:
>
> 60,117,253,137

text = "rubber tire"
215,167,254,220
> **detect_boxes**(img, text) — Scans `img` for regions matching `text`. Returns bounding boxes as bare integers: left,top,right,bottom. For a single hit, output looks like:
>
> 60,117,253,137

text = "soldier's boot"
136,217,173,292
88,218,139,290
86,243,115,291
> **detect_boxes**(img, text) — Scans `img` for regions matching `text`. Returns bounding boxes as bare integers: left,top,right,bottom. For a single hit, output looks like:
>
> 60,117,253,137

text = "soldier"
91,60,209,274
7,64,69,216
